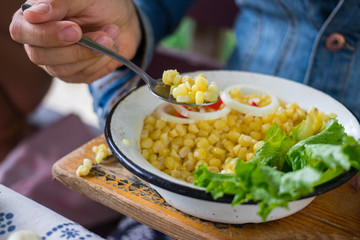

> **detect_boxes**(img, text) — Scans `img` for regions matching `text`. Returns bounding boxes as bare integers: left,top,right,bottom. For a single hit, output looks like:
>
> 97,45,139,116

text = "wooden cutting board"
52,135,360,240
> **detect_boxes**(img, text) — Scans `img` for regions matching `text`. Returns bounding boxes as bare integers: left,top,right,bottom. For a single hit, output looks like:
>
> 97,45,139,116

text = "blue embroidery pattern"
42,222,93,240
0,212,16,235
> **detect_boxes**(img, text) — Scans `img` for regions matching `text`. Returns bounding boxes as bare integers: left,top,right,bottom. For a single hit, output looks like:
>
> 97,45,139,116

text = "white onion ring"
155,103,195,124
172,104,230,121
220,85,279,117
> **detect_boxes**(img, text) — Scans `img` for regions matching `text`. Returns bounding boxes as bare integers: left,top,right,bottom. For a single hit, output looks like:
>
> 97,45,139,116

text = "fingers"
24,32,115,65
21,1,93,24
44,58,121,84
10,0,95,46
10,14,82,47
30,28,122,84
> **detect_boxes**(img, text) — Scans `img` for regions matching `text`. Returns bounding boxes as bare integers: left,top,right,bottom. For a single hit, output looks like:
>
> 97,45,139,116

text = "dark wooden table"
52,135,360,240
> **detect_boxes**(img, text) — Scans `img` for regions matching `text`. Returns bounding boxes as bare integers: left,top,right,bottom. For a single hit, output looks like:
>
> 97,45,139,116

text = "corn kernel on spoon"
21,4,218,107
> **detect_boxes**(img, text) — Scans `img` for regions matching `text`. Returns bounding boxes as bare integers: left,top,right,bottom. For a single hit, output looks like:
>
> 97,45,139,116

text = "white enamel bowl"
105,71,360,224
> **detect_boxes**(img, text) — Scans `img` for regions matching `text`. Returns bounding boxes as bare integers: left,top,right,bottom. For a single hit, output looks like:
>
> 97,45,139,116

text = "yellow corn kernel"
149,153,157,162
176,95,189,103
171,136,183,147
198,129,209,137
76,165,90,177
188,123,199,133
187,91,196,103
91,146,98,153
172,84,188,98
238,134,253,147
193,74,206,80
194,147,207,160
155,119,166,130
197,137,210,149
164,157,176,170
208,133,220,145
98,144,107,151
187,176,194,183
238,147,247,160
249,117,262,131
140,129,149,138
195,91,205,105
140,137,153,149
208,166,220,173
175,124,187,136
179,146,190,158
183,160,195,171
183,138,195,148
211,147,226,156
142,149,150,159
169,128,179,137
150,129,161,140
152,140,164,153
122,138,132,146
162,69,179,85
194,77,208,92
246,152,254,161
145,115,157,125
152,161,163,170
261,122,272,135
159,148,170,157
250,131,262,141
180,170,192,180
171,169,181,178
253,141,264,152
195,160,207,169
169,149,180,160
160,132,169,146
173,74,182,85
83,158,92,168
208,81,219,93
204,90,218,103
209,158,222,167
214,119,227,130
95,150,106,164
226,131,241,143
223,140,234,153
198,121,212,131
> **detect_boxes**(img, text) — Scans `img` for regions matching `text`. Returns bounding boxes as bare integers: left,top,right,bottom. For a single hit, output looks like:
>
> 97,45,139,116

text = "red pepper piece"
250,101,258,107
208,97,223,110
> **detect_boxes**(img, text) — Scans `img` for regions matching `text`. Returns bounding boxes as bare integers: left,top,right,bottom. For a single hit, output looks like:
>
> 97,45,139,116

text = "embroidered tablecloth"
0,184,104,240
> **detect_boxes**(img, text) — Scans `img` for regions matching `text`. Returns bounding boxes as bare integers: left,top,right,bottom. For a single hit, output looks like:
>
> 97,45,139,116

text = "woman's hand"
10,0,142,84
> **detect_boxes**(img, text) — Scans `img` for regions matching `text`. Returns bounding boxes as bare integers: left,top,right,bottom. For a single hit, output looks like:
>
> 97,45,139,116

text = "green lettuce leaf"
193,117,360,221
286,118,346,171
249,124,295,170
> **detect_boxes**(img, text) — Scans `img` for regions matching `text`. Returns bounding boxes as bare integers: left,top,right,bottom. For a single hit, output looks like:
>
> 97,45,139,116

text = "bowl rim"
105,71,359,204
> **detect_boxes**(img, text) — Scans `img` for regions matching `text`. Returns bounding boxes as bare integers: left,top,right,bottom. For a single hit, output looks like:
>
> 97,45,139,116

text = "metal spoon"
21,4,218,107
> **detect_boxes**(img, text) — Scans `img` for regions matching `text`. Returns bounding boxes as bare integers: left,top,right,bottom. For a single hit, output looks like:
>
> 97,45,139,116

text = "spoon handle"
78,36,153,86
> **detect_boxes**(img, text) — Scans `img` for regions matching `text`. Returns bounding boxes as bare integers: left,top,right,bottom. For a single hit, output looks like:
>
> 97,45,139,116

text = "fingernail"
103,25,119,40
29,3,50,13
60,26,80,42
95,36,112,48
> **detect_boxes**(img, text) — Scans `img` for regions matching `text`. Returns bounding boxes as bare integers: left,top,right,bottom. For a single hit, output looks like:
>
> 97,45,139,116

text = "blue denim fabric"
90,0,360,127
230,0,360,119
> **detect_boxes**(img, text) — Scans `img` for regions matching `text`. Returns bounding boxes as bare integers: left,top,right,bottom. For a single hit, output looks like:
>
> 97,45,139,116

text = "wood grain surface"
52,135,360,240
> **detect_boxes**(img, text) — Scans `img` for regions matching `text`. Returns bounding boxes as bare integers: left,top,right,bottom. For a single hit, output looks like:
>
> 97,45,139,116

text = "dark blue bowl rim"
105,85,359,204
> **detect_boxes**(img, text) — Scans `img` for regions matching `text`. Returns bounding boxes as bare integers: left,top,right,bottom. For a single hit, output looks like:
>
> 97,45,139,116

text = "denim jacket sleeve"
89,0,194,128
